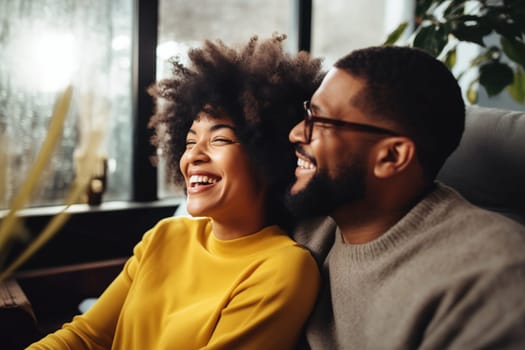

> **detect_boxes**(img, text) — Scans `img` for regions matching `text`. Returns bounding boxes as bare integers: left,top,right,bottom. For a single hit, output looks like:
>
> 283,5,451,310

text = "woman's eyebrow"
186,124,236,136
210,124,236,132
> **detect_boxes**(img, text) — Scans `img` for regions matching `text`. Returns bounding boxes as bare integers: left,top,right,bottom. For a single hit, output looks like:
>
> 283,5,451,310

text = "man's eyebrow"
309,102,322,114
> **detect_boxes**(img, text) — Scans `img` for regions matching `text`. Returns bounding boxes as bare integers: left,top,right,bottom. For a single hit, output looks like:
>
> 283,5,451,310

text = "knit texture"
294,183,525,349
27,217,320,350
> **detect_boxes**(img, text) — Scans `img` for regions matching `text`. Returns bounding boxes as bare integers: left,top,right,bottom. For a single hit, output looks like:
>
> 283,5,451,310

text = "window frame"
132,0,159,202
132,0,313,202
2,0,314,272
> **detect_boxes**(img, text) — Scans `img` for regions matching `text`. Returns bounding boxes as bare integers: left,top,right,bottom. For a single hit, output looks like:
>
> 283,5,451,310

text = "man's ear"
373,137,416,178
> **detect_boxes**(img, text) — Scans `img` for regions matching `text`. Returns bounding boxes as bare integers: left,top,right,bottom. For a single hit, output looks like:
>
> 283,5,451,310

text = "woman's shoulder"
259,230,320,278
258,226,317,260
257,240,321,299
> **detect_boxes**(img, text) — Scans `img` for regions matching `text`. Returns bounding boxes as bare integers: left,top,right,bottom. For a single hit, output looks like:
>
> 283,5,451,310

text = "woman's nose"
185,141,210,164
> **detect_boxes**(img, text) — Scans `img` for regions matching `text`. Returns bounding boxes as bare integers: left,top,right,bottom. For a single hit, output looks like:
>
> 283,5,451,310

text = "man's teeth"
189,175,219,185
297,158,315,169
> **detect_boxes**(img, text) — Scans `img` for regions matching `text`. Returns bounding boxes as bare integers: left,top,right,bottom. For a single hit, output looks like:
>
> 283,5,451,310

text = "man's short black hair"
335,45,465,180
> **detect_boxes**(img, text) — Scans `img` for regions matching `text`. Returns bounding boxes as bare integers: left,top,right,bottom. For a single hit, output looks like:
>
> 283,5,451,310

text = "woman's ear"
372,137,416,178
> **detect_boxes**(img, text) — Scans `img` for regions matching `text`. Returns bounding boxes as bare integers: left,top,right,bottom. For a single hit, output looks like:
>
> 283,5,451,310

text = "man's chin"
285,177,333,218
289,182,305,196
290,173,314,195
286,164,366,219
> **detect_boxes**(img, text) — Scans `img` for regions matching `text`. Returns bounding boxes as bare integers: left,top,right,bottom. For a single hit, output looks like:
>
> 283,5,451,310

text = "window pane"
0,0,133,208
156,0,295,198
311,0,414,68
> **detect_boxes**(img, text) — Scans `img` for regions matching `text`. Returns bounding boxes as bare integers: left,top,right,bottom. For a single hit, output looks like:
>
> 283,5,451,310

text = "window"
1,0,413,210
311,0,413,68
157,0,295,76
0,0,133,209
155,0,296,198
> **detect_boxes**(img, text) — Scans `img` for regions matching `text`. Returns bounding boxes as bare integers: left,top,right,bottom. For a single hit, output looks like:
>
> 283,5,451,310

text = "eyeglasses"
302,101,400,143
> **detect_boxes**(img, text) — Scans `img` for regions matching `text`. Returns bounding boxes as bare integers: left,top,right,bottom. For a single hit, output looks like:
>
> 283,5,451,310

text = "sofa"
437,105,525,225
2,104,524,348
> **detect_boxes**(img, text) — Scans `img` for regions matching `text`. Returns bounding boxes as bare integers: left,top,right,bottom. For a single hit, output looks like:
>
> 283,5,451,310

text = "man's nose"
289,120,307,144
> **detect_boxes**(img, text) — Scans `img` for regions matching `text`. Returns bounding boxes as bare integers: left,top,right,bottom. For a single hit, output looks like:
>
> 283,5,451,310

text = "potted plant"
385,0,525,104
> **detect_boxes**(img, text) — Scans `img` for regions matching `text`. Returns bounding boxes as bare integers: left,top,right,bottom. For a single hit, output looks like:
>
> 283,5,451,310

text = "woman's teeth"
189,175,219,187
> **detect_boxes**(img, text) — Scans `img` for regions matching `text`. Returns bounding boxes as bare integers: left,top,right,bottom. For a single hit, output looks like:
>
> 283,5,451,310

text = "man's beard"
285,160,366,218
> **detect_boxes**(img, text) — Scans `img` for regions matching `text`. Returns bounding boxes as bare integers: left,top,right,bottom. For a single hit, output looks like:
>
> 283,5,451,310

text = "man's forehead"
312,68,365,113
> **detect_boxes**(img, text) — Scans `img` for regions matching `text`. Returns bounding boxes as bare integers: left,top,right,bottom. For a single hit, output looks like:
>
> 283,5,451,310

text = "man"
287,46,525,349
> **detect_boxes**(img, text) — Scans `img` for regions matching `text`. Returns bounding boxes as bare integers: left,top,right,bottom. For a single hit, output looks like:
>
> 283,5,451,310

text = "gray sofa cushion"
437,105,525,224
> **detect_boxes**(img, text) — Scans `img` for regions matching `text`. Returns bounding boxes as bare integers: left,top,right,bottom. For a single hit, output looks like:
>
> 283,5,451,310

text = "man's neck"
332,179,436,244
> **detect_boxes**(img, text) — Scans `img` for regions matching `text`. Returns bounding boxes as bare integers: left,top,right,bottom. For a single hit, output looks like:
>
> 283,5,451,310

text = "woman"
28,35,324,349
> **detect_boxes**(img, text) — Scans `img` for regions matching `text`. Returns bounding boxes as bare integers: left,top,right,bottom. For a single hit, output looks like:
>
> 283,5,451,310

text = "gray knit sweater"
293,183,525,349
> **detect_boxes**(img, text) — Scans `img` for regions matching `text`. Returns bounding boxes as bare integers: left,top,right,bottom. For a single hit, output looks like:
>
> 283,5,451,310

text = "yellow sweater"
27,217,320,350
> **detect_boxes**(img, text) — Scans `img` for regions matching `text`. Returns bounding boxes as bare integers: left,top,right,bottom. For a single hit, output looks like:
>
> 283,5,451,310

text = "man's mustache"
294,145,317,166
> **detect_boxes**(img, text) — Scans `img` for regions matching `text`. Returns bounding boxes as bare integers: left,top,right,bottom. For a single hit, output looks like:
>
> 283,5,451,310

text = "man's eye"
210,137,235,146
314,119,336,128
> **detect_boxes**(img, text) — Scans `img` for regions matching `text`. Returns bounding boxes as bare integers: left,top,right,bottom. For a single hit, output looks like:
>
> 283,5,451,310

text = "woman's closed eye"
210,137,238,146
184,137,238,150
185,139,197,150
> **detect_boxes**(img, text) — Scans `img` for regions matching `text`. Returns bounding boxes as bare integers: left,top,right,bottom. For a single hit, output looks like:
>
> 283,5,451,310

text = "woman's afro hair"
149,34,324,214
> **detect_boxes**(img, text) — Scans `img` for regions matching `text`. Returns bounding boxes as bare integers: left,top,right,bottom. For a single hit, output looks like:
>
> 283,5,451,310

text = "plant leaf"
444,46,457,69
0,86,73,250
413,24,448,56
444,0,467,17
470,47,500,67
505,0,525,33
507,69,525,103
479,61,515,96
384,22,408,45
486,7,523,40
416,0,437,18
500,37,525,68
466,79,478,104
451,16,492,46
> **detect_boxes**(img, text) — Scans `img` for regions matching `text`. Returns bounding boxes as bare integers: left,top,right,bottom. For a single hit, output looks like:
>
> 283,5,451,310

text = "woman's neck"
211,214,266,240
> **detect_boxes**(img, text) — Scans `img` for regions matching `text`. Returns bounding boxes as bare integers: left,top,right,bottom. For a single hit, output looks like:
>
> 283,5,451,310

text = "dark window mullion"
131,0,159,202
297,0,312,52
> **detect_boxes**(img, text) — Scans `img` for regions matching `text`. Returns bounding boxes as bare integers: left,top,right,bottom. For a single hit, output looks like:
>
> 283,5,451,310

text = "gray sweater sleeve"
421,263,525,350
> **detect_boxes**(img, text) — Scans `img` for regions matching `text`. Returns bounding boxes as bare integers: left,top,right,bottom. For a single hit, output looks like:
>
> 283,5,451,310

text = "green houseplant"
385,0,525,104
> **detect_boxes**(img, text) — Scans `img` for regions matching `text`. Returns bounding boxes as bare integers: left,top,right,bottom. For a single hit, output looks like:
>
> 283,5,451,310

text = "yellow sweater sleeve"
25,227,155,350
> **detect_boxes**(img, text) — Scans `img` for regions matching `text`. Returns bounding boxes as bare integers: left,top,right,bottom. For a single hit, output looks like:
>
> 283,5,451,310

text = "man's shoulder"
401,185,525,279
291,216,337,266
417,183,525,233
434,184,524,233
428,182,525,223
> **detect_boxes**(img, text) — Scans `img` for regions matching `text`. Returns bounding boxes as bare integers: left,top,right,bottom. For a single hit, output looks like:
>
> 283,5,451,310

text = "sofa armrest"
15,257,126,335
0,278,39,349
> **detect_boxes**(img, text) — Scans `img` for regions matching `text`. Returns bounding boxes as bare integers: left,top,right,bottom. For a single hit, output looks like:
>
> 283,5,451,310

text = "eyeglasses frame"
302,101,400,143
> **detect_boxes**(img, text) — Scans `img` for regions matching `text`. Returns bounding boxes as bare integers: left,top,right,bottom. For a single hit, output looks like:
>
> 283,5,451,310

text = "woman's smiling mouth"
189,175,220,187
